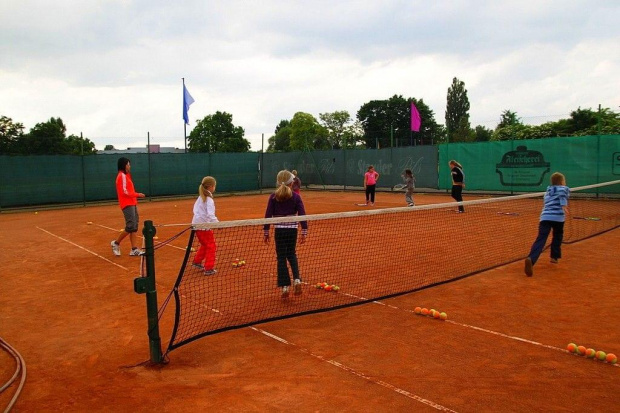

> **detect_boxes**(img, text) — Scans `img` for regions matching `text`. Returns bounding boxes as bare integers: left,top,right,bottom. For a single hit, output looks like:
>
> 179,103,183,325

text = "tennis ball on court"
421,308,429,316
433,311,441,319
596,351,607,361
232,262,238,267
585,348,596,358
315,283,322,289
35,211,38,214
153,236,159,240
577,346,587,356
240,260,246,266
414,307,422,314
86,221,93,225
332,285,340,291
606,353,617,364
440,312,448,320
174,204,177,207
567,343,577,353
324,285,333,291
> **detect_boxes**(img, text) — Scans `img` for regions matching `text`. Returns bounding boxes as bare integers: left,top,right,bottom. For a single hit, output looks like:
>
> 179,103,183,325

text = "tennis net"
160,180,620,354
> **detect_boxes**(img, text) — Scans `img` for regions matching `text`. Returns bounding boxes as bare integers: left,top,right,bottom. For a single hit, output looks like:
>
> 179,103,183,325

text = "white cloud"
1,0,619,150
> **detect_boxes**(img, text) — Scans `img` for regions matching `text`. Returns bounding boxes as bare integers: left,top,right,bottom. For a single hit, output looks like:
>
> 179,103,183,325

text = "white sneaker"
111,241,121,256
129,248,144,256
281,286,290,298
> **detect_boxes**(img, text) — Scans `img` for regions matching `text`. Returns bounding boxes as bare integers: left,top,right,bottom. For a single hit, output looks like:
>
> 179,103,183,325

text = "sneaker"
294,279,302,295
192,263,204,270
550,258,558,264
408,203,414,207
524,257,533,277
129,248,144,256
204,269,217,276
111,241,121,256
281,286,290,298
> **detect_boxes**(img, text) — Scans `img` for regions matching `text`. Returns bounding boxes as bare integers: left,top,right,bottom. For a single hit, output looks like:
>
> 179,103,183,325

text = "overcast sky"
1,0,619,151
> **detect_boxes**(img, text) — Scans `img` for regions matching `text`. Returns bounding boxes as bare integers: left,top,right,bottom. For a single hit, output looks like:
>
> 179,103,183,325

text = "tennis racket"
572,216,601,221
392,184,407,191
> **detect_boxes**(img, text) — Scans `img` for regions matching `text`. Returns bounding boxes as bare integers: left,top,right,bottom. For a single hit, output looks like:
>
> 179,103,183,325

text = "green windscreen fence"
438,135,620,193
1,135,618,208
260,146,439,190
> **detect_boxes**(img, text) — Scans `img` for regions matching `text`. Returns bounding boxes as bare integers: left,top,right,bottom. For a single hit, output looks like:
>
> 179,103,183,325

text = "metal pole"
260,133,264,193
148,132,152,202
183,78,187,153
81,132,86,206
133,220,163,364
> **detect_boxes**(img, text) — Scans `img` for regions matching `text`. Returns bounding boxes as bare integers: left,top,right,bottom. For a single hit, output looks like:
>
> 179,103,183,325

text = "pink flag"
410,102,421,132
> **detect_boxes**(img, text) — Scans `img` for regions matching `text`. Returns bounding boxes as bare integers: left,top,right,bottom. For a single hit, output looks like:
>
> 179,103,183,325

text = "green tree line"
3,77,619,155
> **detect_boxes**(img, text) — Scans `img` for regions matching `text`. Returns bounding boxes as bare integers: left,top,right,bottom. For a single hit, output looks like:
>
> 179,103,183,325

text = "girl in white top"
191,176,219,275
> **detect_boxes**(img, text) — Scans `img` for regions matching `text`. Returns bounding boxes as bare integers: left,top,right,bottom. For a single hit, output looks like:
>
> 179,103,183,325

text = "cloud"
1,0,619,150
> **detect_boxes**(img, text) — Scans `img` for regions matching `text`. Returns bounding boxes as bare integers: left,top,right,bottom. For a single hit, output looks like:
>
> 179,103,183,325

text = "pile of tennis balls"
314,282,340,292
414,307,447,321
232,258,246,268
567,343,617,364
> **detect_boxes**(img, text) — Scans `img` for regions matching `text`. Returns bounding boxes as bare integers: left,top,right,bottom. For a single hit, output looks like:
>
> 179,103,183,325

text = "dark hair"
117,157,130,172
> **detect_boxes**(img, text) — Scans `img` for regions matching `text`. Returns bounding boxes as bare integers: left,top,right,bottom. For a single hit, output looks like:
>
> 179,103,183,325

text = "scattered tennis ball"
433,311,441,319
421,308,429,316
414,307,422,314
240,260,246,266
606,353,617,364
596,351,607,361
315,283,322,289
153,236,159,240
190,247,196,252
567,343,577,353
34,211,38,215
324,285,333,291
585,348,596,358
577,346,586,356
439,312,448,320
174,204,177,207
86,221,93,225
332,285,340,291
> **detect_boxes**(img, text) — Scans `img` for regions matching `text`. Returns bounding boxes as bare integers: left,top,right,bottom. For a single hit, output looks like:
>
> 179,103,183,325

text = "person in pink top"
363,165,380,206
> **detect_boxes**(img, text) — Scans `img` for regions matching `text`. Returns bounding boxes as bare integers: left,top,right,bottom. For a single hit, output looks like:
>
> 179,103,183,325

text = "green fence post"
133,220,163,364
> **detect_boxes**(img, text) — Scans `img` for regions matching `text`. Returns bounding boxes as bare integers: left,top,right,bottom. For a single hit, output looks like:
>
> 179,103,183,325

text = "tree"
187,111,250,153
357,95,443,148
63,134,97,155
0,116,25,154
267,120,292,152
497,110,521,129
473,125,493,142
289,112,329,151
104,144,116,151
23,117,67,154
319,111,353,149
445,77,471,142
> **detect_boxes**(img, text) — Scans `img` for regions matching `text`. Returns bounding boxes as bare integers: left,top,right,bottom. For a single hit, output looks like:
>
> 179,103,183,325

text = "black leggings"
365,184,376,203
274,228,300,287
451,185,464,212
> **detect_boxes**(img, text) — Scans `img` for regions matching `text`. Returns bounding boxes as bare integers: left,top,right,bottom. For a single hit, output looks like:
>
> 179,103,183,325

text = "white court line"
94,223,188,251
250,327,458,412
373,300,620,368
37,227,129,272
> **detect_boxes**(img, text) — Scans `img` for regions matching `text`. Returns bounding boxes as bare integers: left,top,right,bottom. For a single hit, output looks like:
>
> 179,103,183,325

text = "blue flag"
183,84,195,125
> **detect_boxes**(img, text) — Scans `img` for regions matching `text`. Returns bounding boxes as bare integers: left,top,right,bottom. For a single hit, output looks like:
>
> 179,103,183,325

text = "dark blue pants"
274,228,299,287
528,220,564,264
365,184,376,203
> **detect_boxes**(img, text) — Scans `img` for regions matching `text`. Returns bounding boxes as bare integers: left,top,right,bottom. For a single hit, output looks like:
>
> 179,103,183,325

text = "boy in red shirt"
111,157,145,256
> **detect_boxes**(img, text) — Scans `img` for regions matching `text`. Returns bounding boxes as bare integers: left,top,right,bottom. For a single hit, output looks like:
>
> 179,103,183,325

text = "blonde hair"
292,169,298,176
550,172,566,186
199,176,216,201
449,160,462,169
275,170,294,201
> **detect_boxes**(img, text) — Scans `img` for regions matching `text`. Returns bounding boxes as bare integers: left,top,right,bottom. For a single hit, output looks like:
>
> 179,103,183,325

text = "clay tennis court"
1,190,619,412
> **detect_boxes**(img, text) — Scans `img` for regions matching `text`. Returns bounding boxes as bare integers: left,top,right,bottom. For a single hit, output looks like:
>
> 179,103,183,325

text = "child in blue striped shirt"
524,172,570,277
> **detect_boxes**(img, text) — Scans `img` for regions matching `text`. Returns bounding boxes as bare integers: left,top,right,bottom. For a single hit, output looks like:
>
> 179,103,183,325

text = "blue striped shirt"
540,185,570,222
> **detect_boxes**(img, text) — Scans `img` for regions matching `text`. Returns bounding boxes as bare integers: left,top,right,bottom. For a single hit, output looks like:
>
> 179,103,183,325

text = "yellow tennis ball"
439,312,448,321
35,211,38,215
567,343,577,353
585,348,596,358
596,351,607,361
606,353,617,364
414,307,422,314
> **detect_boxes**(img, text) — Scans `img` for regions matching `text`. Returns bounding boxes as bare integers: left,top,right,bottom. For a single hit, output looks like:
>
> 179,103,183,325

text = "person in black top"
449,160,465,213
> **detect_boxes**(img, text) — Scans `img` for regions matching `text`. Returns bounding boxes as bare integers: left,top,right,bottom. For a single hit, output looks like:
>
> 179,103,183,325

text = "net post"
133,220,163,364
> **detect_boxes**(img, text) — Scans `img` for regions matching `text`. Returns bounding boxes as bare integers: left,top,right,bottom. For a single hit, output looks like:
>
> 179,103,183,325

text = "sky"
1,0,619,151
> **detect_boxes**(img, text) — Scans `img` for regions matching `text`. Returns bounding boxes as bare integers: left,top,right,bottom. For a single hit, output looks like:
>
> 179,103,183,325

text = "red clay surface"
1,190,619,412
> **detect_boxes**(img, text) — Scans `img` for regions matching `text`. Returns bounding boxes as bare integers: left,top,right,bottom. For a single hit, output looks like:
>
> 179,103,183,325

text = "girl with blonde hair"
191,176,219,275
264,170,308,298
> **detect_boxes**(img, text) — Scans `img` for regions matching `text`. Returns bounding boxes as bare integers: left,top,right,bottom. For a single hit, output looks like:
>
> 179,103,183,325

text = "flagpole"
182,77,187,153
